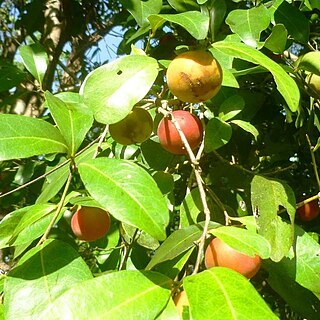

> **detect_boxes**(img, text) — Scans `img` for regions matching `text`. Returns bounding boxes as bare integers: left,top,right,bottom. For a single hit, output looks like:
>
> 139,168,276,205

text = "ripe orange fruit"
205,237,261,279
157,110,203,155
71,206,111,242
297,199,320,221
166,50,222,103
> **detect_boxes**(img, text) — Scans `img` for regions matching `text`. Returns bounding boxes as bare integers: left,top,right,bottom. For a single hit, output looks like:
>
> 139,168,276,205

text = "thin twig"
157,105,210,275
306,134,320,190
37,172,73,245
0,136,101,199
92,125,109,159
119,228,140,270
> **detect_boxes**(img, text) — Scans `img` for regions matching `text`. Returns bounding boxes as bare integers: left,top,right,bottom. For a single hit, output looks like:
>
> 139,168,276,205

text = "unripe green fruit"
109,108,153,145
71,206,111,242
157,110,203,155
306,73,320,98
205,237,261,279
166,50,222,103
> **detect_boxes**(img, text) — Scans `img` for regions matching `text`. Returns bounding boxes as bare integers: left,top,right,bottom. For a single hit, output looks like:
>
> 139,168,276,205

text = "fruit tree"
1,1,320,319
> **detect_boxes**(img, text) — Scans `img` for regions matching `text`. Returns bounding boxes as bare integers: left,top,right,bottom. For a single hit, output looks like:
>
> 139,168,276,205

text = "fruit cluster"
109,50,223,155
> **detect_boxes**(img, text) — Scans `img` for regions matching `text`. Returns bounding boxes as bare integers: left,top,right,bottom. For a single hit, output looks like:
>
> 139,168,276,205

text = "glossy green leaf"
179,187,202,227
0,206,29,249
146,222,220,270
156,296,179,320
251,175,296,262
218,95,245,121
4,239,93,320
167,0,199,12
231,120,259,140
148,11,209,40
18,43,48,87
183,268,279,320
0,62,26,92
210,226,271,259
9,204,56,244
120,0,162,27
226,5,271,48
212,41,300,112
264,24,288,54
0,114,68,161
266,258,320,319
296,51,320,76
273,1,309,44
204,117,232,152
44,91,93,156
80,55,158,124
78,158,169,241
39,270,172,320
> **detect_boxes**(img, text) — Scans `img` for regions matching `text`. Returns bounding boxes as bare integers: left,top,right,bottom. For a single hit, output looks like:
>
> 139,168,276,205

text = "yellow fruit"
109,108,153,145
166,50,223,103
306,73,320,98
173,291,189,318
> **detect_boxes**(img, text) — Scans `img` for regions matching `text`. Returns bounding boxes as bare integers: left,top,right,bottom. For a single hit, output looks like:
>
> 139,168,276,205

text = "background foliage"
1,0,320,319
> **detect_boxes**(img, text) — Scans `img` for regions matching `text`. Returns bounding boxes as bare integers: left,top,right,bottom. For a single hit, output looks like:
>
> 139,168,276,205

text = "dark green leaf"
204,117,232,152
212,41,300,112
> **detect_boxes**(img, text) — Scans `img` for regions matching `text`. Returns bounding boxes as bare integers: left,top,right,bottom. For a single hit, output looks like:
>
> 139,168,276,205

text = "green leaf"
80,55,158,124
265,258,320,319
218,95,245,121
204,117,232,152
264,24,288,54
167,0,199,12
179,188,202,227
0,206,29,249
156,296,180,320
212,41,300,112
39,270,172,320
146,222,220,270
0,62,26,92
120,0,162,27
148,11,209,40
4,239,93,320
273,1,309,44
44,91,93,156
231,119,259,140
78,158,169,241
210,226,271,259
0,114,68,161
9,204,57,246
183,268,279,320
296,51,320,76
226,5,271,48
18,43,48,87
251,175,296,262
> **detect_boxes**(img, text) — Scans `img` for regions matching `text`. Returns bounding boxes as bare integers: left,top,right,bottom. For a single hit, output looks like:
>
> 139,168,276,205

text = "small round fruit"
157,110,203,155
166,50,222,103
306,73,320,98
297,199,320,221
205,237,261,279
174,291,189,318
71,206,111,242
109,108,153,145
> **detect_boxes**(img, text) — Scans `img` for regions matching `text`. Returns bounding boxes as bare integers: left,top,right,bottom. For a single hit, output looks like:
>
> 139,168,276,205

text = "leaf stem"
37,171,73,245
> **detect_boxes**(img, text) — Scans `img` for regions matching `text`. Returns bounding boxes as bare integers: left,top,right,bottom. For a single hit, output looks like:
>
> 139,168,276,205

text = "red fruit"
297,199,319,221
157,110,203,155
71,206,111,242
205,237,261,279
